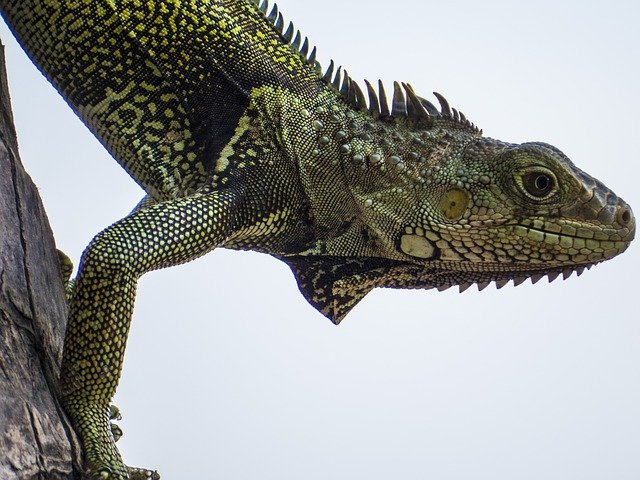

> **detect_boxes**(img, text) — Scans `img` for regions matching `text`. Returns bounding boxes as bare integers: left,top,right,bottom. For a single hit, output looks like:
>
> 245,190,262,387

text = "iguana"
0,0,635,478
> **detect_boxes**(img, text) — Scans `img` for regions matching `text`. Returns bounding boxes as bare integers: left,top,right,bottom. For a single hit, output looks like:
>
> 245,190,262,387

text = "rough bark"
0,39,82,479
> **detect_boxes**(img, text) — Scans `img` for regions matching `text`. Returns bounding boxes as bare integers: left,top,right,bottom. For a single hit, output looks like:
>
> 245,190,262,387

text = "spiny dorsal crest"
251,0,481,134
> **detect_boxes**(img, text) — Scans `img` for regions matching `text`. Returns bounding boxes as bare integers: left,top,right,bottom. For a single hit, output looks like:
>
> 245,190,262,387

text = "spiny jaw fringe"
452,263,595,293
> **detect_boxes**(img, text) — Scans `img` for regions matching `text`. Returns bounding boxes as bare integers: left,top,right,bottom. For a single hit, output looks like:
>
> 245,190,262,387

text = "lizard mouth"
515,224,632,262
414,223,634,293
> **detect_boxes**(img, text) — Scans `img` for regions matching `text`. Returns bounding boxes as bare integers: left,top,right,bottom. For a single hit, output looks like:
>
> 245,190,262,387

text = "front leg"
59,188,241,479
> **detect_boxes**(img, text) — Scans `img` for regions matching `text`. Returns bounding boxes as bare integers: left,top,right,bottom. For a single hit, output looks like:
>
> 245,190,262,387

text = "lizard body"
0,0,635,478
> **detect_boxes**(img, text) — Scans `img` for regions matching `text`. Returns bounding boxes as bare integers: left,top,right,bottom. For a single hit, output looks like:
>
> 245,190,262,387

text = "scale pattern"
0,0,635,478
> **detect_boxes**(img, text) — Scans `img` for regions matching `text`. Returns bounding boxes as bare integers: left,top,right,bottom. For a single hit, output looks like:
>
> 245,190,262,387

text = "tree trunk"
0,39,83,479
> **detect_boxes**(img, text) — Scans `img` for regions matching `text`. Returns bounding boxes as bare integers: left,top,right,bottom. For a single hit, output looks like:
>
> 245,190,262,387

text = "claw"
111,423,123,442
109,405,122,421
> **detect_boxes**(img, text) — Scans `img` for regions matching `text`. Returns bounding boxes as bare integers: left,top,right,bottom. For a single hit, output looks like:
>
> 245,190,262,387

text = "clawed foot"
87,466,159,480
87,466,160,480
84,443,128,480
127,466,161,480
68,403,159,480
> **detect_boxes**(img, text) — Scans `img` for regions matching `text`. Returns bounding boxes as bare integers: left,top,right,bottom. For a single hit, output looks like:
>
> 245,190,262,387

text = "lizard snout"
615,201,635,241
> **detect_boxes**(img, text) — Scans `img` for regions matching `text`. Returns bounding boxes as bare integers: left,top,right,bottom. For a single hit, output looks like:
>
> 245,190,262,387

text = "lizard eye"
517,169,557,200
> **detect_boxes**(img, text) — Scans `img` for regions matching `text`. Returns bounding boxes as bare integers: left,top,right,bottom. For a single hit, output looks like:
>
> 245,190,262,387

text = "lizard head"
282,77,635,322
395,137,635,290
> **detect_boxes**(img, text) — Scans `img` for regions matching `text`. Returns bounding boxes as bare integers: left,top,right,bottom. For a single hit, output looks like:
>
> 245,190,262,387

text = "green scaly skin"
1,0,635,478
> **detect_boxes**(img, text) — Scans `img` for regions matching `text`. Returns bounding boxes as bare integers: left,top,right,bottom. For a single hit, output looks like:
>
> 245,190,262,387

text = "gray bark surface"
0,39,82,479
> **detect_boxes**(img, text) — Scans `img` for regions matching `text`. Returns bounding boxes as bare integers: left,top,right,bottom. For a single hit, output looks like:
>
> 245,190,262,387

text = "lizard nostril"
617,206,633,226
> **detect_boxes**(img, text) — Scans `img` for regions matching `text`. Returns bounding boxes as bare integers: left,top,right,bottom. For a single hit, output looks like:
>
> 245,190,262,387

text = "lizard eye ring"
524,172,554,196
516,168,558,201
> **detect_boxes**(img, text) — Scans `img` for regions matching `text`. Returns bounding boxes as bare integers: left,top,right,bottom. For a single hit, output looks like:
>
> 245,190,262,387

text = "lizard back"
0,0,323,200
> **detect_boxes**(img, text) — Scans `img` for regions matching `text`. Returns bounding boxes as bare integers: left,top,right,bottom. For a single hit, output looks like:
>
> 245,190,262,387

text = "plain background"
1,0,638,478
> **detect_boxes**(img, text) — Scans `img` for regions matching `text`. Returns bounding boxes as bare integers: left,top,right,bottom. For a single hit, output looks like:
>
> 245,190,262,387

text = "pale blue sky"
1,0,639,479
